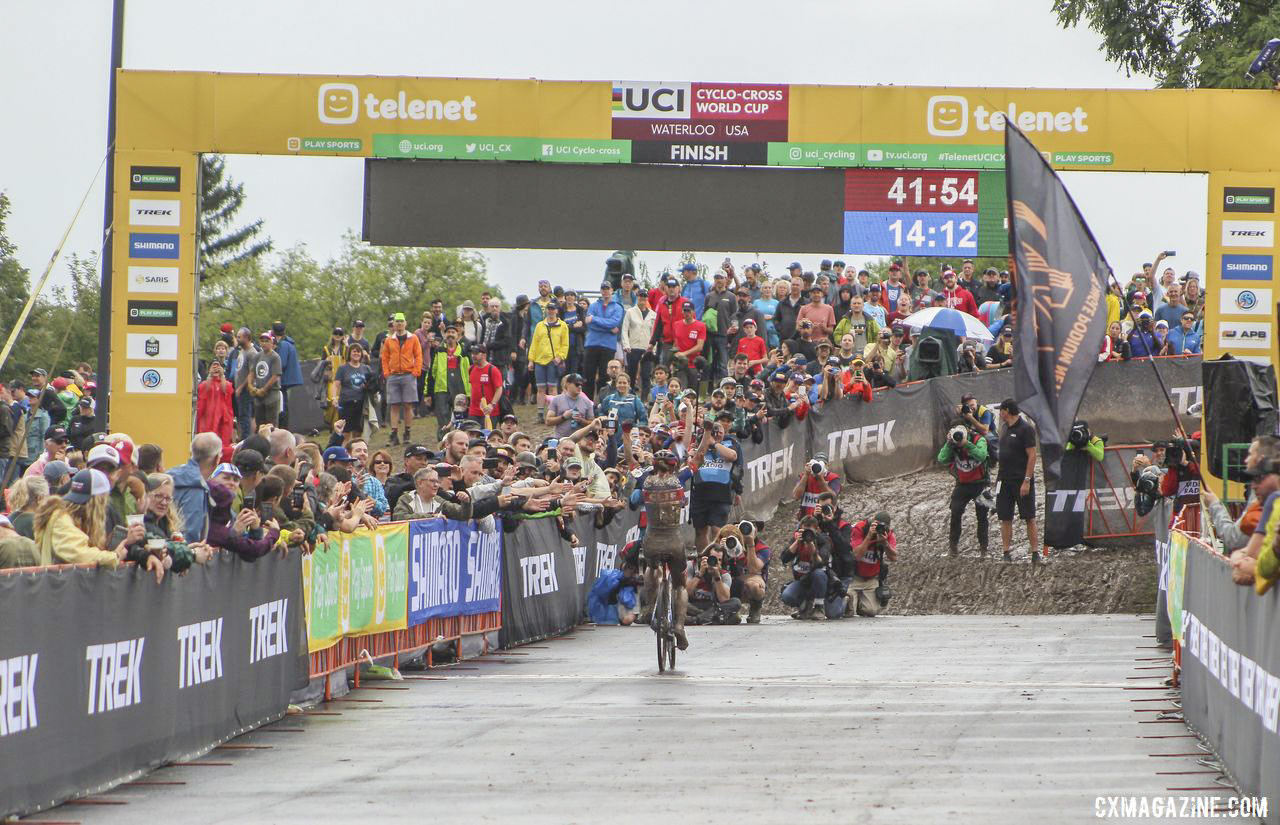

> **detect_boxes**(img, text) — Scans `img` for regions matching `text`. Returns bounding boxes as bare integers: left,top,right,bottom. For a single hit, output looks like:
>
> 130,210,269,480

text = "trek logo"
1221,287,1271,316
410,528,460,614
129,199,180,227
926,95,1088,138
317,82,477,124
1048,486,1134,513
612,82,690,119
594,542,619,577
85,637,145,715
177,618,223,689
1221,220,1275,248
572,545,586,585
826,420,897,461
746,443,795,492
1222,254,1274,280
1224,187,1275,213
1169,386,1203,415
1219,322,1272,349
129,232,179,260
520,553,559,597
129,165,180,192
0,654,38,736
248,599,289,664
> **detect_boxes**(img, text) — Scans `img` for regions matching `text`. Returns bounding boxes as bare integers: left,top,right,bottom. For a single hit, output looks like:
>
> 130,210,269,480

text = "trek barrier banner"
1178,538,1280,810
407,518,503,625
302,523,409,653
0,553,306,819
809,378,936,483
500,516,583,647
739,413,808,519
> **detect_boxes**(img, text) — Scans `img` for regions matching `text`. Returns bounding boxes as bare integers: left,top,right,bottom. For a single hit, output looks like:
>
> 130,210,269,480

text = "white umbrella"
899,307,995,343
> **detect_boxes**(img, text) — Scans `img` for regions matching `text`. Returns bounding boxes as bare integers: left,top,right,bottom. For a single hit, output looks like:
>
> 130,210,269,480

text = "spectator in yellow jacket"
528,302,570,418
33,469,163,581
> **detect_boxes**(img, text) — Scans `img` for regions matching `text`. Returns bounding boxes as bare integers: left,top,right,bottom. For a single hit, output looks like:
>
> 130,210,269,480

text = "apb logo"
1219,322,1271,349
144,336,160,357
1223,186,1275,213
611,81,691,119
139,369,162,389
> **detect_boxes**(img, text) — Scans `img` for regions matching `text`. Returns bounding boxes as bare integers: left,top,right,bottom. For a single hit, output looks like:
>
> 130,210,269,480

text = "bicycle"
651,559,677,672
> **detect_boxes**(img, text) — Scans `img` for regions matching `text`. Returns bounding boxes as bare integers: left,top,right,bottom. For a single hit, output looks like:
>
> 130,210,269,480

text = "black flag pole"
1003,123,1193,481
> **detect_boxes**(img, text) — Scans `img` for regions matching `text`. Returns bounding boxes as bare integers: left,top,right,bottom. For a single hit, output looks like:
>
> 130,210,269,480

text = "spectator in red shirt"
196,360,234,447
796,285,836,339
938,268,979,317
649,276,689,367
671,301,707,392
467,344,505,426
734,318,768,374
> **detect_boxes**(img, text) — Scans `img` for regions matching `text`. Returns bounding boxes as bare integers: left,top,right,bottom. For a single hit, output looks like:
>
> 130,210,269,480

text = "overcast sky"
1,0,1206,303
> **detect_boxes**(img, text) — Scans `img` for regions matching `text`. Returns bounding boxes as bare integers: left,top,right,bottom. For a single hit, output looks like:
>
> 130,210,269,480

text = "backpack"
703,307,719,333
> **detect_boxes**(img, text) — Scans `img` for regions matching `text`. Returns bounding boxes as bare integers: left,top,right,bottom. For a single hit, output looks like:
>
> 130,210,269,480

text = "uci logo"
612,82,691,119
1236,290,1258,311
139,369,162,389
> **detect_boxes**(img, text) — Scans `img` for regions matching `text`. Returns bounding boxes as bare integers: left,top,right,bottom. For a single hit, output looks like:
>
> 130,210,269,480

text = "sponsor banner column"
110,150,198,461
1206,172,1278,368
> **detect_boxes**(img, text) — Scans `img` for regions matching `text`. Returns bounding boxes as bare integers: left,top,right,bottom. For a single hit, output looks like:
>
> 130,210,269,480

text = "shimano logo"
464,531,501,605
410,528,461,614
826,421,897,461
135,241,173,250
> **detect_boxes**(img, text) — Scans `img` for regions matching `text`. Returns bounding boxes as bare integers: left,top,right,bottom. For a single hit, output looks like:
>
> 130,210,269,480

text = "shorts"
689,496,732,530
252,390,281,424
534,362,564,388
995,478,1036,521
385,373,418,405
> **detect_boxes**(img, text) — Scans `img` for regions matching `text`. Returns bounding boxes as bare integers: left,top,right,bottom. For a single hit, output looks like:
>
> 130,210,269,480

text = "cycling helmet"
654,449,678,470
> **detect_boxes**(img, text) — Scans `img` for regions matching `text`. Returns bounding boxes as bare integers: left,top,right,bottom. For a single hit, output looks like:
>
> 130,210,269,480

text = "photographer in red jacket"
847,511,898,617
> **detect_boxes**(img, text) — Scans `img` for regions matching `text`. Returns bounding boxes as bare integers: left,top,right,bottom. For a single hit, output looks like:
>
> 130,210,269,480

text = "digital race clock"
842,169,1007,257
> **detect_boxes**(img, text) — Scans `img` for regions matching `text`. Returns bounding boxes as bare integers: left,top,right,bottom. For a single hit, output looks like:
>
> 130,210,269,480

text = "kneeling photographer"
722,520,770,624
847,511,897,617
780,515,833,621
937,417,990,558
815,493,857,619
686,541,742,625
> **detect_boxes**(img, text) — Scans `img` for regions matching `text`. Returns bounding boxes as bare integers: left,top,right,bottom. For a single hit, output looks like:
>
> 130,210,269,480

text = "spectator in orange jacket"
196,360,235,448
379,312,424,446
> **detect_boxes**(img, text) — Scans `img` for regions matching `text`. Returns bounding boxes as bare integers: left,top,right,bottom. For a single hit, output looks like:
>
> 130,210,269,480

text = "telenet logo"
318,82,478,124
927,95,1089,138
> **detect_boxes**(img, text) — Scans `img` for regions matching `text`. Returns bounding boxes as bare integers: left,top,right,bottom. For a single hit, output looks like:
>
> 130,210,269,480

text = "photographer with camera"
839,357,873,403
1066,420,1105,462
937,417,991,558
847,511,897,617
686,541,743,625
1158,432,1201,525
814,494,857,619
1202,436,1279,553
780,515,833,620
719,520,769,624
793,453,841,518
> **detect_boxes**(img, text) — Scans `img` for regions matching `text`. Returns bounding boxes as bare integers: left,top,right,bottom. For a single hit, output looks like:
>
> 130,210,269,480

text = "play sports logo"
926,95,1089,138
317,82,477,124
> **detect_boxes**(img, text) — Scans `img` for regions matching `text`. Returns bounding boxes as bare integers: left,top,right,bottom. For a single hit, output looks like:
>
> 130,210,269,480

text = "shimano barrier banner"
407,518,504,625
500,517,583,647
0,554,306,819
1179,539,1280,810
811,379,938,482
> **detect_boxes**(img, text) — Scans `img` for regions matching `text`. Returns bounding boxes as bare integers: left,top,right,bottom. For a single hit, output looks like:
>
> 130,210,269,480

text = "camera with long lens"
818,503,835,521
809,459,826,476
606,408,619,432
1067,421,1090,450
1163,437,1199,468
722,533,744,559
948,424,968,445
800,528,818,544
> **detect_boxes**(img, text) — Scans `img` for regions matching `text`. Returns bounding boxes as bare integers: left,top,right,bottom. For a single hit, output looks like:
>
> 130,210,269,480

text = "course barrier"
0,554,307,819
1171,531,1279,813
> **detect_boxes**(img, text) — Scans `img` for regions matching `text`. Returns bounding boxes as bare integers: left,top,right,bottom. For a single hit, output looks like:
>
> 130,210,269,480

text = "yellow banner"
304,523,409,653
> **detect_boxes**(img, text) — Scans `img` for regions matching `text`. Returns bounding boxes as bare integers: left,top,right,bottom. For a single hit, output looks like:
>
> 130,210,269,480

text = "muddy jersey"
643,470,686,561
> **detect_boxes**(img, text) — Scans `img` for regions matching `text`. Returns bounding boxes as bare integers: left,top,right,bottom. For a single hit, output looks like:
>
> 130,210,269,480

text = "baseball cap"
259,330,273,341
996,398,1020,414
393,312,406,322
792,355,807,366
1154,319,1169,328
820,259,832,268
516,451,539,469
742,318,756,326
405,444,434,459
322,445,354,463
41,460,72,484
681,263,697,272
564,457,584,469
212,462,243,480
664,277,679,287
789,371,807,382
874,511,892,527
714,410,733,422
24,388,39,399
233,448,266,475
64,468,111,504
770,371,787,382
332,327,345,336
107,437,134,466
788,261,802,270
1001,326,1014,337
681,302,695,312
82,440,114,468
44,426,68,443
51,377,70,391
29,368,47,377
888,262,901,271
826,356,841,367
869,283,882,292
354,320,366,327
563,372,583,385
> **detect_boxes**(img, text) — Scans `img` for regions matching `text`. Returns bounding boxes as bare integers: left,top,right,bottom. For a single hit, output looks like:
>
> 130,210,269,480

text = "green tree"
199,154,272,277
1,253,101,382
1053,1,1280,88
0,193,32,355
197,233,499,361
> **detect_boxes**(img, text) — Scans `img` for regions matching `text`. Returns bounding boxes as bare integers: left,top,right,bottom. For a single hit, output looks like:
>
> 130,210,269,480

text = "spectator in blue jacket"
1126,312,1159,359
271,321,303,430
170,432,223,542
583,283,625,399
1165,310,1203,355
597,373,647,448
680,262,710,316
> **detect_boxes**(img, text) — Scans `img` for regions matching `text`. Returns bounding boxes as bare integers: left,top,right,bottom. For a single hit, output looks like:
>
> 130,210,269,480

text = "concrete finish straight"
73,615,1198,824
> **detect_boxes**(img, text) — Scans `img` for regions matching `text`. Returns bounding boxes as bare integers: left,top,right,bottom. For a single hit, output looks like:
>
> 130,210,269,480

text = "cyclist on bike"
639,448,691,650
